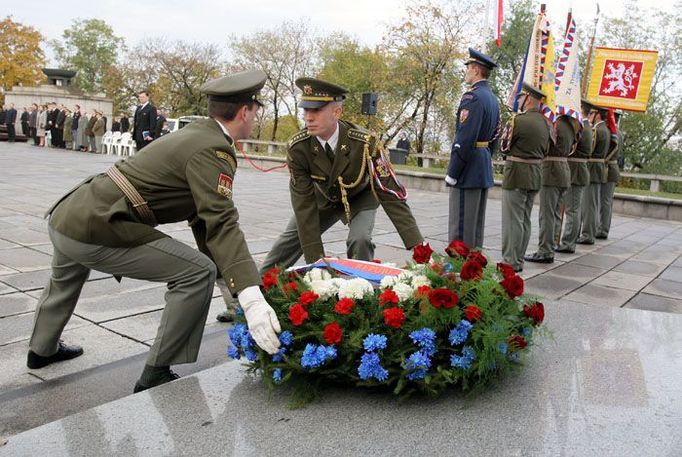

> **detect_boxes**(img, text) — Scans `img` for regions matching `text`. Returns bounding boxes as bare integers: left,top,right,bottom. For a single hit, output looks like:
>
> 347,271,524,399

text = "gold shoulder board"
347,128,372,144
288,130,310,148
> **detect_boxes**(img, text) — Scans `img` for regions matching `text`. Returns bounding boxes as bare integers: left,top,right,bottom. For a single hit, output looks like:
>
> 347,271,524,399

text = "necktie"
325,142,335,163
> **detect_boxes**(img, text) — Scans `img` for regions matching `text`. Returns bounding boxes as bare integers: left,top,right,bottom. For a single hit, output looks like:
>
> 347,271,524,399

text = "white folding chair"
101,131,113,154
110,131,122,155
119,132,134,156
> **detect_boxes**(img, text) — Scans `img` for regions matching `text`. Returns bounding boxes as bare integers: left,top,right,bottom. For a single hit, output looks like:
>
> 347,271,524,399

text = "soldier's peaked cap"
296,77,348,109
520,82,545,100
200,69,267,106
464,48,497,69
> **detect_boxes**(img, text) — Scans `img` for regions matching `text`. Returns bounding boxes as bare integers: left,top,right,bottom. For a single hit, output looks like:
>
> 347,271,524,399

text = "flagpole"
582,4,600,98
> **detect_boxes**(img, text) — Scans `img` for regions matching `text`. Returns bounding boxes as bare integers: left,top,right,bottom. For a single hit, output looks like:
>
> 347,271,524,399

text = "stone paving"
1,142,682,431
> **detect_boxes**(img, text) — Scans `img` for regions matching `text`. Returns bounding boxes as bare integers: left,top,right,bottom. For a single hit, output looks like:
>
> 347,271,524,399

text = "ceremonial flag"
487,0,504,47
586,47,658,112
555,16,582,122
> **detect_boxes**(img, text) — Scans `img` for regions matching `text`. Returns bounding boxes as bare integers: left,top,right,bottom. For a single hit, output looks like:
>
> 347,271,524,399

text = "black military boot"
524,252,554,263
134,365,180,393
27,341,84,369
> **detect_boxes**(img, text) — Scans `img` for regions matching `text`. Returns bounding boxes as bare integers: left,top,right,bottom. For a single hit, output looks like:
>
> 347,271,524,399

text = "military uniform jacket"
502,108,549,191
48,118,259,294
447,80,500,189
287,120,423,263
570,119,592,186
542,116,573,188
606,130,623,183
590,121,609,184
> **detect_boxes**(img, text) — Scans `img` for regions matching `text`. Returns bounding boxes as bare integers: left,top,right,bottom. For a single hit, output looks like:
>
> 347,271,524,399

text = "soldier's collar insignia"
340,144,347,151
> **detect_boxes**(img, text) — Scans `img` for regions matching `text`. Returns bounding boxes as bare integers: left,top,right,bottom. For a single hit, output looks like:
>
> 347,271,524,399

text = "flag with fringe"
555,16,582,123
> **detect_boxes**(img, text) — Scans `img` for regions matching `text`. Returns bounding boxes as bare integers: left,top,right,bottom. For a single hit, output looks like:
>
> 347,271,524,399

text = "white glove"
238,286,281,354
445,175,457,186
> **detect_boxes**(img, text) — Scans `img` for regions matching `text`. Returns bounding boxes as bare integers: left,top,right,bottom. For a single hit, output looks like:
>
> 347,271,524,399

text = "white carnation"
411,275,431,288
337,277,374,300
397,271,414,283
393,282,414,301
307,279,337,300
303,268,332,284
380,275,399,289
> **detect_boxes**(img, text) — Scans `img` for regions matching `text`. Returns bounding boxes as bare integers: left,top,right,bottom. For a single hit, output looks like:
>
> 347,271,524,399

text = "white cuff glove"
445,175,457,186
238,286,281,354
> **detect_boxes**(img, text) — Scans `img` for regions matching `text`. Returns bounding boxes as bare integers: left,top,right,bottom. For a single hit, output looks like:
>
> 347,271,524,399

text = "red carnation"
460,259,484,281
508,335,528,350
496,262,516,279
415,285,432,298
412,242,434,264
383,307,405,328
288,303,309,326
379,289,400,306
445,239,470,258
429,263,445,274
323,322,343,345
523,301,545,325
299,290,319,307
467,251,488,267
283,281,298,293
262,266,280,289
428,287,459,309
464,305,482,322
334,297,355,315
500,274,524,298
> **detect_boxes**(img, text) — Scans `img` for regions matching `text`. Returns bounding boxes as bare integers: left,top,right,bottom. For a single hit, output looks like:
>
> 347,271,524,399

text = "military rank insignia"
217,173,233,198
459,109,470,123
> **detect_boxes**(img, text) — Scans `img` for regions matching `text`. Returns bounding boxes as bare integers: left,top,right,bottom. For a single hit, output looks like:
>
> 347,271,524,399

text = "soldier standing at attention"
525,113,576,264
260,77,423,271
577,105,610,245
597,109,623,240
26,70,281,392
500,84,550,272
445,48,500,249
556,100,594,253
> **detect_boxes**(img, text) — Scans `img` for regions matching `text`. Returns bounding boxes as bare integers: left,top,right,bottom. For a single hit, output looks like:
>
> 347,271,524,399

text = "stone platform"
1,301,681,456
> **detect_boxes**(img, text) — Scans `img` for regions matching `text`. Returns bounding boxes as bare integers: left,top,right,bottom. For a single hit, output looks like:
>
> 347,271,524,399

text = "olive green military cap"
296,77,348,109
520,82,545,100
201,69,267,106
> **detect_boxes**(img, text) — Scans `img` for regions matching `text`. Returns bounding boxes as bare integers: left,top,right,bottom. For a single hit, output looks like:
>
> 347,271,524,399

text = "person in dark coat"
21,108,30,136
112,117,121,132
132,91,157,151
5,104,18,142
120,113,130,133
154,110,167,139
29,104,39,145
55,104,66,148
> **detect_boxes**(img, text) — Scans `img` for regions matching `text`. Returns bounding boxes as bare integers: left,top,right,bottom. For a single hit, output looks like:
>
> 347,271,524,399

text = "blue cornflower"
279,331,294,346
272,368,283,384
409,328,437,356
522,327,533,337
228,323,248,348
448,320,473,346
358,352,389,381
403,350,432,381
363,333,388,352
227,345,240,360
498,342,508,354
444,262,454,273
450,345,476,369
272,347,286,363
244,347,258,362
300,344,337,370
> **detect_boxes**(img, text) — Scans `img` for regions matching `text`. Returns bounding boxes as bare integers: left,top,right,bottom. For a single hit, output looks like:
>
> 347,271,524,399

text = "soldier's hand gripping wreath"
238,286,282,354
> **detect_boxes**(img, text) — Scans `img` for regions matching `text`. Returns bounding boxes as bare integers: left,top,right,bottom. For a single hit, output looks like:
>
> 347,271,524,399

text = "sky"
7,0,662,65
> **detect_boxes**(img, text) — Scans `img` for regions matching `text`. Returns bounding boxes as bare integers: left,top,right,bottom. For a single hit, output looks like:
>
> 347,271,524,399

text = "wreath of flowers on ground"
227,240,545,405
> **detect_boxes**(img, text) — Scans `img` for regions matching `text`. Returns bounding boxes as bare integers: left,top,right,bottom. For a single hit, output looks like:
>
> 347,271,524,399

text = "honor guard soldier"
556,100,594,253
577,104,610,245
500,83,550,272
597,109,623,239
446,48,501,248
261,77,424,271
27,69,282,392
525,113,576,263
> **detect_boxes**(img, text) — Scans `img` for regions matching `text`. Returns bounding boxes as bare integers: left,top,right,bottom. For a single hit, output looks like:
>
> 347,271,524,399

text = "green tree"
0,16,45,98
52,18,125,93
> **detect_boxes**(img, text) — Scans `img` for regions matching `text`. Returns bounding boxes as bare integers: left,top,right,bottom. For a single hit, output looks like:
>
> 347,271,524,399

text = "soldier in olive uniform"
525,114,576,263
27,70,281,392
446,48,501,249
597,110,623,239
556,100,594,253
577,106,610,245
261,77,424,270
501,83,550,272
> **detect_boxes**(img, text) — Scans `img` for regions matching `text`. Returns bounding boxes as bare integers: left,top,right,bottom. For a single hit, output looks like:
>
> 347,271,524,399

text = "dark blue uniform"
447,78,500,248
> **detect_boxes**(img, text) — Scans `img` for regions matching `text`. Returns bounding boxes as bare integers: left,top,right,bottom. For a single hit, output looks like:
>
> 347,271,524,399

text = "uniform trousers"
501,188,538,270
30,227,216,367
448,187,488,248
558,184,585,251
598,181,617,237
580,182,601,242
537,186,567,257
260,208,377,274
